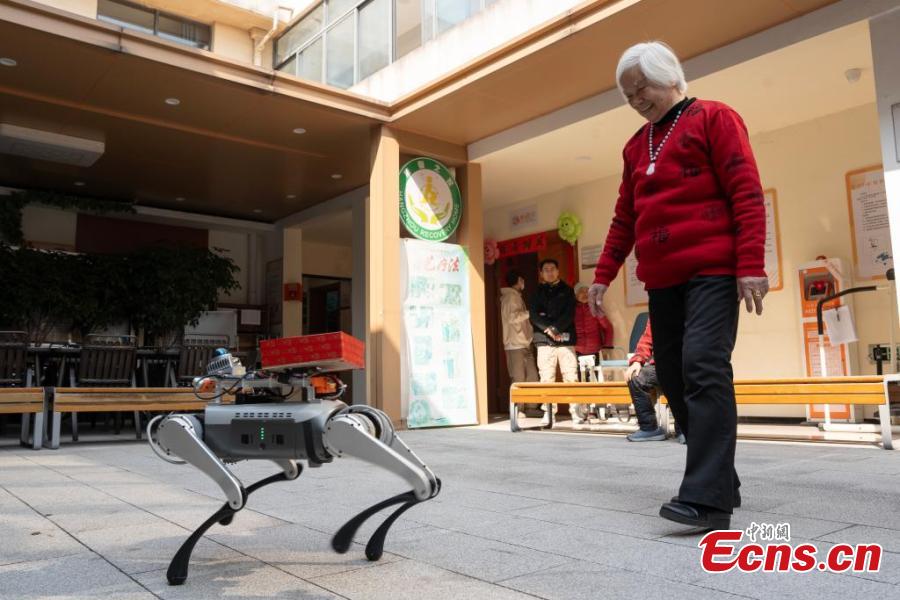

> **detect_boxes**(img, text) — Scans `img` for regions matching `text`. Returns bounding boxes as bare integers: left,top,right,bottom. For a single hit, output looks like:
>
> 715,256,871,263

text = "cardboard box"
260,332,365,372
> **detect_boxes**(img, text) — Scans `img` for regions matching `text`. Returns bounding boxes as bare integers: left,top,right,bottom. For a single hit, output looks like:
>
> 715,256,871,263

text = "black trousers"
648,275,740,513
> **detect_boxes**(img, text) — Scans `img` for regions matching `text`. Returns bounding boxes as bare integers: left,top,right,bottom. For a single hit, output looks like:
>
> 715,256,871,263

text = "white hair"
616,41,687,96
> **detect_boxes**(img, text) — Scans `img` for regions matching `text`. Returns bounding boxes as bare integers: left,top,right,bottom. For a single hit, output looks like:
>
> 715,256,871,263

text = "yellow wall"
484,103,896,416
32,0,98,18
302,241,352,278
212,22,253,64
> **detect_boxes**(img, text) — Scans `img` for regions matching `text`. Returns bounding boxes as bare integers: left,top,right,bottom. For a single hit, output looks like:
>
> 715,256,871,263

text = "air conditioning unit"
0,123,105,167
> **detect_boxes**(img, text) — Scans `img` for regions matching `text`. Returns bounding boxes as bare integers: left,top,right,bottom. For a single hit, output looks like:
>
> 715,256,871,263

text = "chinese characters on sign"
400,240,478,428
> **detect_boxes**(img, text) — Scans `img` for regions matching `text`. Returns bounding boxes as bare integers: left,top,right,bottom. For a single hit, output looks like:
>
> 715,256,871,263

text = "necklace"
646,104,685,175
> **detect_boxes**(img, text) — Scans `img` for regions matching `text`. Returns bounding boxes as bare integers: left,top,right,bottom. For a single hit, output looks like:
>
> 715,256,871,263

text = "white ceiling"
478,20,877,210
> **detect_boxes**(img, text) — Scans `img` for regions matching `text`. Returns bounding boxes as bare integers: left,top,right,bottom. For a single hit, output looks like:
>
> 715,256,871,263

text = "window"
298,38,324,83
158,13,211,49
275,0,498,88
275,3,324,65
395,0,423,59
97,0,154,34
358,0,390,81
327,0,361,24
435,0,480,36
326,15,355,88
98,0,211,50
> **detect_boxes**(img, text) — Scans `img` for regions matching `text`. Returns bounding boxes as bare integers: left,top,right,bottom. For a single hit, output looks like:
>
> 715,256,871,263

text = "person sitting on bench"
625,319,683,443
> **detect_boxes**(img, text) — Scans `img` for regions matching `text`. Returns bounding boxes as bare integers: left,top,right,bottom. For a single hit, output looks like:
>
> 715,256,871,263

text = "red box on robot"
260,332,365,372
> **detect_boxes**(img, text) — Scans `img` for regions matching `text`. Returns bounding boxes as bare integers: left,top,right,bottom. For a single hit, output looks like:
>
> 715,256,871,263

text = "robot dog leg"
153,414,302,585
325,406,440,560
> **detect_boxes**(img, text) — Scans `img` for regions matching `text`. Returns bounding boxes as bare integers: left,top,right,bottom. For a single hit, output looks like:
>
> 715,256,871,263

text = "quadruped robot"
146,339,441,586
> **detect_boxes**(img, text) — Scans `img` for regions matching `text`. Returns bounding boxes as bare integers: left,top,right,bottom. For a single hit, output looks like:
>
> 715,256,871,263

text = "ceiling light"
175,197,185,202
74,181,86,186
165,97,181,106
0,58,16,67
844,68,862,84
292,128,306,135
253,208,263,213
331,173,343,180
286,194,296,199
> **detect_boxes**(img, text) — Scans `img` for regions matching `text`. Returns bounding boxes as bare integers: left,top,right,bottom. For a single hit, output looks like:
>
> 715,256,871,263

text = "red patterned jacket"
574,302,614,355
593,99,766,290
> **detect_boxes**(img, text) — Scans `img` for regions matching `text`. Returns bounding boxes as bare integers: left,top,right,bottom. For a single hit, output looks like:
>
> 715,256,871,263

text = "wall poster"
400,239,478,428
624,251,648,306
846,165,892,280
763,189,783,291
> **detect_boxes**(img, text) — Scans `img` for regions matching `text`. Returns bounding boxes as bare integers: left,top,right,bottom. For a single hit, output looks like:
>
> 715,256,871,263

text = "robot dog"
146,334,440,585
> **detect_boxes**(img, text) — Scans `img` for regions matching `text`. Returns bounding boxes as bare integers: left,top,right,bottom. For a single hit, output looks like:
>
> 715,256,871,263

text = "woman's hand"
737,276,769,315
624,362,642,382
587,283,609,318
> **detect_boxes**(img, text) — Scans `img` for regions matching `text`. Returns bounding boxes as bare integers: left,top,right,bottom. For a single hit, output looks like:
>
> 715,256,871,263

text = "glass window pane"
158,14,211,49
298,37,323,82
97,0,154,34
358,0,389,81
327,0,359,24
276,4,324,65
326,15,355,88
395,0,424,59
435,0,479,35
277,54,298,76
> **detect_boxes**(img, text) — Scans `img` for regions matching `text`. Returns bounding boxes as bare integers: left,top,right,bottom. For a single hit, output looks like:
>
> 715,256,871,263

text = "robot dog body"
148,347,440,585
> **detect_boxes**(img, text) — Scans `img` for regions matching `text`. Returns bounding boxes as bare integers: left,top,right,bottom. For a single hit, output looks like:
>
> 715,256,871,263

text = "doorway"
485,229,579,415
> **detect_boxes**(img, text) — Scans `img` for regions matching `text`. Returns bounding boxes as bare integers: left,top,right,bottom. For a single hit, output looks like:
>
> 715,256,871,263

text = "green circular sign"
399,157,462,242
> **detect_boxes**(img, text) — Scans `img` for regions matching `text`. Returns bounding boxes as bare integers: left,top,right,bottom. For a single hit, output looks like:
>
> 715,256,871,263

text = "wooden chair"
63,334,137,441
173,334,229,387
0,331,31,387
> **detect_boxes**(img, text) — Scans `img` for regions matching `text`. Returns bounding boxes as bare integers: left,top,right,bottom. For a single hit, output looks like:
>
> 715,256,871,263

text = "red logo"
699,524,882,573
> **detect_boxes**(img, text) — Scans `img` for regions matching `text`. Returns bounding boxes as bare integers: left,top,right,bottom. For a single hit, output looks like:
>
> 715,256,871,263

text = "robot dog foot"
332,477,442,561
167,469,299,586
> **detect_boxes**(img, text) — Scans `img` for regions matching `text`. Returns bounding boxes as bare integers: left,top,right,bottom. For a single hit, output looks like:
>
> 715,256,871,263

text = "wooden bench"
509,382,635,432
49,387,214,449
0,388,47,450
510,377,897,449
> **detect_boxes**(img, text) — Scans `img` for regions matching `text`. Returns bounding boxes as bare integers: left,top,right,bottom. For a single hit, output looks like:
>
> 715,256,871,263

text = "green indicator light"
260,427,265,440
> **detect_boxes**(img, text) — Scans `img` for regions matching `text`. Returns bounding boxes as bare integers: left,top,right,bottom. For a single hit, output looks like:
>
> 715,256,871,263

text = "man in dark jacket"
529,259,580,426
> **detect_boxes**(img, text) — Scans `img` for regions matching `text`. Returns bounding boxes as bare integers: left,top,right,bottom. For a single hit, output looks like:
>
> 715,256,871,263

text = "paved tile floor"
1,427,898,599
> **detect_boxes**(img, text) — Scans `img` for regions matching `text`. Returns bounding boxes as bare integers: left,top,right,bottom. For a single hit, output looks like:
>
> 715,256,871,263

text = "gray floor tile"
0,554,155,599
500,559,746,600
210,522,404,579
75,521,243,575
310,558,537,600
134,558,344,599
385,525,569,582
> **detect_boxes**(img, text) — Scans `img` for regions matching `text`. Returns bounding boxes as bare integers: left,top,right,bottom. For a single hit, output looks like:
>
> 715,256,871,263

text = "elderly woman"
588,41,768,531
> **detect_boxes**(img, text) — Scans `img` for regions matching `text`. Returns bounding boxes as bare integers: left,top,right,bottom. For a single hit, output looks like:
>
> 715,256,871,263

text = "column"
456,163,489,425
367,126,403,423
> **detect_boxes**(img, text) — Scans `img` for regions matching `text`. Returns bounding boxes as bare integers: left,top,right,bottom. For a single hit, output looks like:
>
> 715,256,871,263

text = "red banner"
497,232,547,258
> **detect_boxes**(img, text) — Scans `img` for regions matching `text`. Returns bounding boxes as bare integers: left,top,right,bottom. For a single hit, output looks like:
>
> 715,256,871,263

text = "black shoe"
659,501,731,530
670,490,740,509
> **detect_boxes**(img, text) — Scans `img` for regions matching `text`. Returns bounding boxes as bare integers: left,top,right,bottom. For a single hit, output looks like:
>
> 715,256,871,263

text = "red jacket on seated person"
574,302,614,356
629,320,654,366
